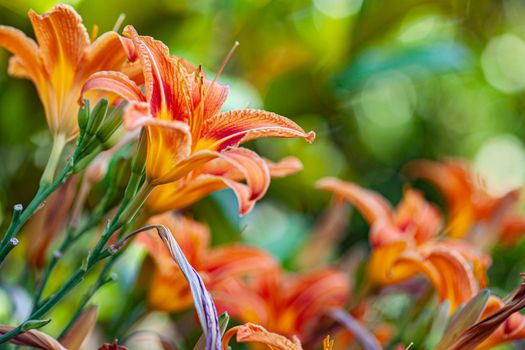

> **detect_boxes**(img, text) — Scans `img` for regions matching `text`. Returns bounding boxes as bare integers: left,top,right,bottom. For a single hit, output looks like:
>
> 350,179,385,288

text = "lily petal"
201,109,315,151
0,26,41,82
28,4,89,68
122,25,191,120
316,177,393,225
81,71,145,104
222,323,303,350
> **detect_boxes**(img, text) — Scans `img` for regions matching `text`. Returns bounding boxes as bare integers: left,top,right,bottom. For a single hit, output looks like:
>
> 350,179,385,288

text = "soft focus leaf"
434,289,490,350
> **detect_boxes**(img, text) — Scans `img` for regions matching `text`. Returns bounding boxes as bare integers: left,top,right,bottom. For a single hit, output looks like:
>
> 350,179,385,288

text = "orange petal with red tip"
81,71,145,104
222,323,303,350
316,177,393,225
122,25,191,120
201,109,315,151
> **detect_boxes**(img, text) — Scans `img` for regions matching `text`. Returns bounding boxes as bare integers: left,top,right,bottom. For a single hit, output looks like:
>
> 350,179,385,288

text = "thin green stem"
60,252,120,338
0,164,73,266
0,179,153,345
32,204,109,310
40,133,67,187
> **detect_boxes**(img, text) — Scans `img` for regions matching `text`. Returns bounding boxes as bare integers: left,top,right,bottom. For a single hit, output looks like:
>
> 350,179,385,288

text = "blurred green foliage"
2,0,525,345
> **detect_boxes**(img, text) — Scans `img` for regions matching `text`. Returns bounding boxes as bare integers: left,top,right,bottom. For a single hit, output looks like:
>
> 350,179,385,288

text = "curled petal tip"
315,177,339,190
305,130,316,143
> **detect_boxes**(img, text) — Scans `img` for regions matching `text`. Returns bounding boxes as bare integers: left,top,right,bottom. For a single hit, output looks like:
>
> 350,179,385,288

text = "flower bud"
77,99,90,131
85,98,108,139
131,130,147,176
96,102,125,147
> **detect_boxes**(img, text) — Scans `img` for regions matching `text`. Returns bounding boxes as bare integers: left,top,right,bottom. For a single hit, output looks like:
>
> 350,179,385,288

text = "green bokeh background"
1,0,525,348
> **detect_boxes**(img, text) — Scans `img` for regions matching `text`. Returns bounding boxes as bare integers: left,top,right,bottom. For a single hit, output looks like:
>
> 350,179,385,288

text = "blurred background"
1,0,525,344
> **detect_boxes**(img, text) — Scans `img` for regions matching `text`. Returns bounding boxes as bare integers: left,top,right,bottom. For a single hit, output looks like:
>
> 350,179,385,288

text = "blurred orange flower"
145,156,303,215
137,213,278,312
213,267,350,342
82,25,315,187
222,323,335,350
0,4,129,140
317,177,490,312
407,159,525,247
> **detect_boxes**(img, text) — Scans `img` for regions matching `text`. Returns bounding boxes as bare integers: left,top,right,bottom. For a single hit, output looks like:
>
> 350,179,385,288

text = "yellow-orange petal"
148,267,193,311
222,323,303,350
145,175,227,215
28,4,89,68
153,150,218,185
425,248,478,311
316,177,393,225
81,71,145,104
201,109,315,151
367,240,412,284
0,26,42,83
79,31,129,80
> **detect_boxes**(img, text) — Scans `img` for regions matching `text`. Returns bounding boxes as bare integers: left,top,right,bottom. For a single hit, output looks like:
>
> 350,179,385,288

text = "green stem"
40,133,67,187
0,177,153,345
0,164,73,266
32,204,109,310
60,252,120,338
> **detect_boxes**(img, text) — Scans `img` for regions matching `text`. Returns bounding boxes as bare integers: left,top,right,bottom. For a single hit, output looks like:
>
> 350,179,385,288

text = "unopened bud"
85,98,108,138
131,130,147,176
96,102,125,146
77,99,90,131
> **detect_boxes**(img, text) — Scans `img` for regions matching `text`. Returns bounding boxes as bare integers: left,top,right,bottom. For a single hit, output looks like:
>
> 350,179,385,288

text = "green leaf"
434,289,489,350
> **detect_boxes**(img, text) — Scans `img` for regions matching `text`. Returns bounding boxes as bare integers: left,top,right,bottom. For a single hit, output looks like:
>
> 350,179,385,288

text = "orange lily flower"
212,267,350,342
317,177,490,312
136,213,279,312
406,159,525,246
82,25,315,187
145,156,303,215
222,323,336,350
0,4,130,140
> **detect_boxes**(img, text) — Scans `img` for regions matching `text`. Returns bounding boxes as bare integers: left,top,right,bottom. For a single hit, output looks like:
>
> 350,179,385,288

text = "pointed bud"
131,130,147,176
85,98,109,139
96,102,125,147
21,318,51,331
77,99,90,131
